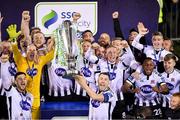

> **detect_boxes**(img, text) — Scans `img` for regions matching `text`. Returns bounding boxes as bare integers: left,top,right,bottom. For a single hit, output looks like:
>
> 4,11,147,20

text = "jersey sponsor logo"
19,100,31,111
55,67,66,76
91,100,100,108
26,68,38,77
161,76,166,82
81,67,92,77
166,82,174,90
140,85,153,94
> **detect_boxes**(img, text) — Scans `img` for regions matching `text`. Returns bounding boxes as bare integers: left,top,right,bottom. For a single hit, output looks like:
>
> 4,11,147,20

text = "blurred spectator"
166,92,180,119
158,0,180,38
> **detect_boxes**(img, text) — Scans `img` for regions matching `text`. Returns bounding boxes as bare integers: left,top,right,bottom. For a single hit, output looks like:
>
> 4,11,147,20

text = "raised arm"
74,75,104,102
6,24,21,42
132,22,149,51
47,36,55,52
72,12,81,23
121,40,135,59
6,24,22,62
1,73,12,91
112,11,124,39
21,11,31,43
84,46,99,63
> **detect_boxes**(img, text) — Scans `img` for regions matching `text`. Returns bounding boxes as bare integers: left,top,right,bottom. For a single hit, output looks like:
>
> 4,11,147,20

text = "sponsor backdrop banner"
0,0,159,44
35,2,97,36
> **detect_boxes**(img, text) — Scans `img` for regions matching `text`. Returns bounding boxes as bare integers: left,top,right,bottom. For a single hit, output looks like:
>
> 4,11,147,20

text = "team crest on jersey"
91,100,100,108
166,82,174,90
140,85,152,94
55,68,66,76
171,78,175,82
151,80,155,84
81,67,92,77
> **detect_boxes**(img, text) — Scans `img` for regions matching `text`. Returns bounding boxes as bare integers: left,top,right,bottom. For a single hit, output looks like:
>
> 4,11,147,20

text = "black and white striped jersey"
74,55,96,97
95,59,125,101
5,86,33,119
89,87,117,120
0,61,16,95
161,69,180,107
132,34,171,63
47,63,73,97
126,71,164,106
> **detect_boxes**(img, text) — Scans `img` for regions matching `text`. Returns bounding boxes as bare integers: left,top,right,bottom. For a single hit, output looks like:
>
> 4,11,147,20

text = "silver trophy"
60,20,79,78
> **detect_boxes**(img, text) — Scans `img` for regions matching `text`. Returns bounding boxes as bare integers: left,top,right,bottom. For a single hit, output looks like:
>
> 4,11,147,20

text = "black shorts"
0,95,8,119
112,100,126,119
161,107,172,119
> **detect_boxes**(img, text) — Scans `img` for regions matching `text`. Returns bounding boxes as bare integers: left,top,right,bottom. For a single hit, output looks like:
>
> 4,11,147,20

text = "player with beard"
2,72,33,119
7,24,54,119
85,32,110,64
101,46,129,119
123,58,168,118
74,41,96,100
94,46,105,59
112,11,146,65
0,41,17,119
32,31,49,56
98,33,111,48
82,30,94,43
74,72,116,120
160,54,180,118
0,41,17,94
86,46,128,119
21,11,53,57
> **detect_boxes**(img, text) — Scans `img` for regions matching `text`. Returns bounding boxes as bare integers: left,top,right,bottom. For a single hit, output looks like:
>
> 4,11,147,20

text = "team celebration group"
0,10,180,120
